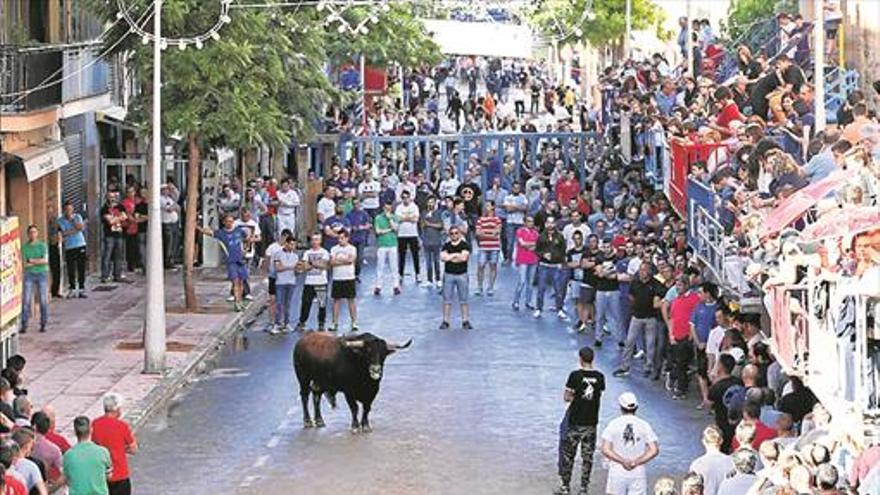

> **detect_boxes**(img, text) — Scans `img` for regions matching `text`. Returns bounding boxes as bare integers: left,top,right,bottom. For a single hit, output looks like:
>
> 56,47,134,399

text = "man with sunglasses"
440,226,472,330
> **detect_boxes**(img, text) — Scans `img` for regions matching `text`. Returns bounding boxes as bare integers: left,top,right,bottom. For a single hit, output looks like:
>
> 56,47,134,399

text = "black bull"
293,332,412,432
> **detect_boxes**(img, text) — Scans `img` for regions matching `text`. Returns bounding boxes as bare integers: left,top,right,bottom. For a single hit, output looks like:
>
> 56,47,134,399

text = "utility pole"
813,0,826,132
685,0,694,77
144,0,166,373
624,0,632,60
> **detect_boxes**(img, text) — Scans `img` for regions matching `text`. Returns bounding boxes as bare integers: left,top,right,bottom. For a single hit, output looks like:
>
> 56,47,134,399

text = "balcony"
0,47,63,113
0,42,110,115
62,43,109,103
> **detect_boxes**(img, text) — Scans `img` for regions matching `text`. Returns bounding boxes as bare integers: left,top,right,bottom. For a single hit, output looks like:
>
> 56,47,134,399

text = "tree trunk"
183,133,201,311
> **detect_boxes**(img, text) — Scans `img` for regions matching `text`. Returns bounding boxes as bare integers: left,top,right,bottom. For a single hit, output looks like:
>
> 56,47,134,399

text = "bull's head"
342,333,412,381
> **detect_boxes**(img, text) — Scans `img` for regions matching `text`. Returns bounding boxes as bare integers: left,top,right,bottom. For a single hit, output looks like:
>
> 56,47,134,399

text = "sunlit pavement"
131,261,708,495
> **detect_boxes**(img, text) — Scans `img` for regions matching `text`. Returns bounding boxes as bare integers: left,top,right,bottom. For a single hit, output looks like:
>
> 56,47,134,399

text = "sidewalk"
19,268,265,437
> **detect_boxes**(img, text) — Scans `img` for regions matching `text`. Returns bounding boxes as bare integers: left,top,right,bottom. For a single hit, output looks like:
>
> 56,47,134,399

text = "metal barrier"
335,131,604,187
689,203,727,287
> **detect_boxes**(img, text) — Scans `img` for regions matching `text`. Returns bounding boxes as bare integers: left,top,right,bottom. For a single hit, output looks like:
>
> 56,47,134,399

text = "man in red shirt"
732,402,777,450
91,394,137,495
41,406,71,453
475,201,503,296
711,86,745,136
555,169,581,206
667,276,701,399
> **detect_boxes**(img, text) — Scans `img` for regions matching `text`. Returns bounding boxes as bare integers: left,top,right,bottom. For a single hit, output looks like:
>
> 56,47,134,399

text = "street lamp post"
624,0,632,60
144,0,166,373
813,0,826,132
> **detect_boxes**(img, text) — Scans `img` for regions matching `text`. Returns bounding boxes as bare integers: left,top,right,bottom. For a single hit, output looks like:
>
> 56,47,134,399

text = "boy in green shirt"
372,201,401,295
63,416,112,495
21,224,49,333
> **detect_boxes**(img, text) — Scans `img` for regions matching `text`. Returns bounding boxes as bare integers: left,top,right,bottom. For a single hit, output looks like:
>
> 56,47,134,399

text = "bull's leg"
344,392,360,434
300,388,314,428
313,391,325,428
360,401,373,433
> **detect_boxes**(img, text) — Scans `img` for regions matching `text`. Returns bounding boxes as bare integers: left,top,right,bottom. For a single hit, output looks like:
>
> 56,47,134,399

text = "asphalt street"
131,261,709,495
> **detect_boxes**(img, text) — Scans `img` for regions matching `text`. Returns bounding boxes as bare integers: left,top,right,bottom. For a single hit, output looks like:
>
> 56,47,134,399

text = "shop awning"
97,106,138,131
10,141,69,182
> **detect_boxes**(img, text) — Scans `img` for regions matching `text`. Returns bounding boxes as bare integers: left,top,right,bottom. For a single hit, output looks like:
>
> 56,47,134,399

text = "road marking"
253,455,269,468
266,435,281,448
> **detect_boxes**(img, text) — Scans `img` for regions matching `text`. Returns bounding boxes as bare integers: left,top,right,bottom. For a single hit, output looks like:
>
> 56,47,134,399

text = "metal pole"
813,0,826,132
624,0,632,60
685,0,694,77
360,53,366,136
144,0,166,374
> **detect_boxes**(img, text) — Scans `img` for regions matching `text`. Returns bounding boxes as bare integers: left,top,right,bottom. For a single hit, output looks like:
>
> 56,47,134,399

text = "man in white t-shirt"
562,211,591,250
276,179,300,237
271,235,300,334
600,392,659,495
357,172,381,217
689,425,734,495
297,233,330,332
705,306,730,380
438,168,460,199
394,191,421,284
264,229,291,333
316,186,337,224
329,230,358,332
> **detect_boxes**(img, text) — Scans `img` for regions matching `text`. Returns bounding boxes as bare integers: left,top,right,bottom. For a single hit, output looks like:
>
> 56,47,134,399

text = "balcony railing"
62,43,109,103
0,47,63,113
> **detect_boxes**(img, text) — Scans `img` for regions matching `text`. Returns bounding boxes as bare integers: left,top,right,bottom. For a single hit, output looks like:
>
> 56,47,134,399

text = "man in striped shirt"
475,201,502,296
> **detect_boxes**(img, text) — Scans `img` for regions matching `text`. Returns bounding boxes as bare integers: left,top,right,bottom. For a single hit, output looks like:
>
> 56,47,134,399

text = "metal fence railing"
0,46,62,113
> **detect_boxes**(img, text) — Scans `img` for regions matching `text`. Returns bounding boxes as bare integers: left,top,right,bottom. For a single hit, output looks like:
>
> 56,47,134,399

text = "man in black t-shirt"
615,262,666,378
557,346,605,495
708,354,743,453
439,226,472,330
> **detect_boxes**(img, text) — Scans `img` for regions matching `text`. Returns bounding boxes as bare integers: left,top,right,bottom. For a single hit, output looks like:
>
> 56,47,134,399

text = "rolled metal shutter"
62,133,85,212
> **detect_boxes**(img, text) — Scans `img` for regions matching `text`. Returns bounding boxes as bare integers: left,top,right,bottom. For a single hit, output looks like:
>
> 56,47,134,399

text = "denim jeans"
424,244,441,283
505,222,522,261
275,284,295,325
22,271,48,330
620,317,659,372
101,236,124,280
594,290,620,341
513,263,536,307
535,264,566,311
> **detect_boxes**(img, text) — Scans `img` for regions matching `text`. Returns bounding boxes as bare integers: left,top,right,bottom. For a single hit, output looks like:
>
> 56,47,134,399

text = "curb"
125,294,267,432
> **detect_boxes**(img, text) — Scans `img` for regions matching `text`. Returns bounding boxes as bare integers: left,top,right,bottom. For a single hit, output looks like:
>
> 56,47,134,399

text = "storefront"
0,216,22,365
1,140,67,236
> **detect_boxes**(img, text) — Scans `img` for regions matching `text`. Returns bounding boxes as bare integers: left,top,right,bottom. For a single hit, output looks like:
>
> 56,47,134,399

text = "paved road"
131,262,709,495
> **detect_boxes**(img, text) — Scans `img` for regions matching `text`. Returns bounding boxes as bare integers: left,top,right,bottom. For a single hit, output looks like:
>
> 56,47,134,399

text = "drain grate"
92,285,119,292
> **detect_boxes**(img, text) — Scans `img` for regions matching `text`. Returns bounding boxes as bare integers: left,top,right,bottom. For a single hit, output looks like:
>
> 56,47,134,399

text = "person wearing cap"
556,347,605,495
599,392,659,495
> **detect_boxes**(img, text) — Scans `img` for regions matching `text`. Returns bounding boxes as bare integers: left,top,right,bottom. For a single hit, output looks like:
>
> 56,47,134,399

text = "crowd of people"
0,356,138,495
12,7,880,495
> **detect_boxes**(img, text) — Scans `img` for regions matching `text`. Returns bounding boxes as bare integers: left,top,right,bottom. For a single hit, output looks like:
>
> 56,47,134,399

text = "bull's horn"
387,339,413,351
343,340,365,348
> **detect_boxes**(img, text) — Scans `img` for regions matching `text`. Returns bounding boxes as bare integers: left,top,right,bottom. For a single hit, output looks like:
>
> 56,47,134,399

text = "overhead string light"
116,0,234,50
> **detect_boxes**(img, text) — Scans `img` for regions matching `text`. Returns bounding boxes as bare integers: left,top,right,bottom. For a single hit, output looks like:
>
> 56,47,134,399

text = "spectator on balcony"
842,103,871,145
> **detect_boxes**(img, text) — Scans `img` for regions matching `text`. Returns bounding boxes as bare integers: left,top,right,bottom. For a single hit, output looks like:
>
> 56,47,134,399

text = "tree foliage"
528,0,663,47
723,0,798,42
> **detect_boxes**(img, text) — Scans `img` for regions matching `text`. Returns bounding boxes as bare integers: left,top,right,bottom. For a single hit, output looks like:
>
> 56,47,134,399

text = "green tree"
528,0,662,47
90,0,342,310
323,3,442,67
723,0,798,42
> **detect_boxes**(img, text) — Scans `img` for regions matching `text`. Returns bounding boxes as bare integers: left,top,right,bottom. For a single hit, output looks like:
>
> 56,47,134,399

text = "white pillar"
144,0,166,374
813,0,826,132
624,0,632,60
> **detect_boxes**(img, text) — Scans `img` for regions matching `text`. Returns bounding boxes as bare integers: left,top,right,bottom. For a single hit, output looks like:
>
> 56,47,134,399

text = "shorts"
442,272,469,304
579,285,596,304
331,279,356,299
268,277,276,296
606,474,646,495
227,262,249,282
477,249,500,265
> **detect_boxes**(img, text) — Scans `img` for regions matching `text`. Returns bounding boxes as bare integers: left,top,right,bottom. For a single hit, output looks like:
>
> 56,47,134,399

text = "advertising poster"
0,217,23,329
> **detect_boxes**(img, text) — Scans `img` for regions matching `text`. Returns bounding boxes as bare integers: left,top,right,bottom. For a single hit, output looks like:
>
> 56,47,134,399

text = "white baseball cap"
618,392,639,411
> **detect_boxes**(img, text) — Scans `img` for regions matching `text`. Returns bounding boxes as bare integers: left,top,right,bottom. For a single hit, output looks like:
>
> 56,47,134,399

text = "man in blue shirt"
691,282,719,409
322,204,352,251
57,201,88,298
203,214,251,312
345,198,371,280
